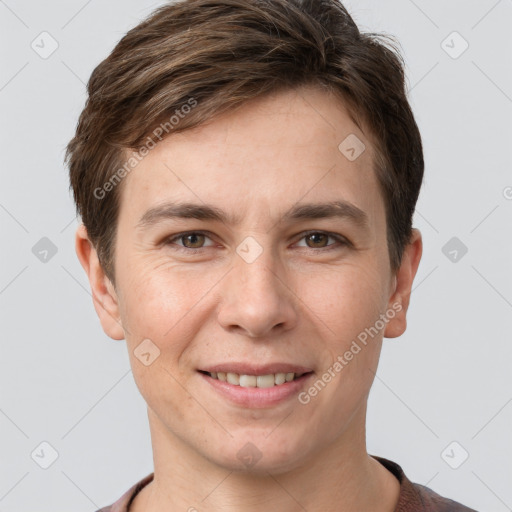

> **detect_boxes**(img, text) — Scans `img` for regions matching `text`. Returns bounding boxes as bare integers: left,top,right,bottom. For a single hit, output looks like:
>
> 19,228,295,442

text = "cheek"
299,259,389,337
297,260,388,405
119,269,202,425
118,255,203,335
118,258,226,373
117,270,193,385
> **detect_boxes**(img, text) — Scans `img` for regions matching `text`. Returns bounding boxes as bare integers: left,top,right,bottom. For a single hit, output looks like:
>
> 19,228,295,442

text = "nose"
216,243,298,338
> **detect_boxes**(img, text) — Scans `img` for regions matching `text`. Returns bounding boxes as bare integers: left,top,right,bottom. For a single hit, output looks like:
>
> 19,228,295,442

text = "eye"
164,230,349,253
295,231,349,250
165,231,216,251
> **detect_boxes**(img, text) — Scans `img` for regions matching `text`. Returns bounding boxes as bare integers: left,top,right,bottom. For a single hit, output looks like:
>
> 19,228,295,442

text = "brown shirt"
96,456,478,511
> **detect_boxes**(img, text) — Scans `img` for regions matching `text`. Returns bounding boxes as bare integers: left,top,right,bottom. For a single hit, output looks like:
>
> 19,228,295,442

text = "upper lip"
199,363,314,376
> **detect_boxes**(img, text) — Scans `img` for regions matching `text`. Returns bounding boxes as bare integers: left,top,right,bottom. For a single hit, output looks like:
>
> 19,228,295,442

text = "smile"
198,368,315,408
199,370,309,388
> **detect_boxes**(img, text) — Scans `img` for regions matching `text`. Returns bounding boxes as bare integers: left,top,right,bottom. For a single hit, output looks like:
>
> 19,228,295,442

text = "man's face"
92,85,411,473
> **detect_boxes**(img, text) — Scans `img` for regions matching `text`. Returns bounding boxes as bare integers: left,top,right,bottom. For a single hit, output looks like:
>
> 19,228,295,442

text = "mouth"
197,365,315,408
198,370,312,388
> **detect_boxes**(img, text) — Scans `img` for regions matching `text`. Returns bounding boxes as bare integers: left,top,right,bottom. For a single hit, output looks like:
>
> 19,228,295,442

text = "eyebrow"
136,200,369,230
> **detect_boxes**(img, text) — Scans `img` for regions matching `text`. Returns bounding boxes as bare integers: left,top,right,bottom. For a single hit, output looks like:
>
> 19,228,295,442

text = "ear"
74,224,125,340
384,228,423,339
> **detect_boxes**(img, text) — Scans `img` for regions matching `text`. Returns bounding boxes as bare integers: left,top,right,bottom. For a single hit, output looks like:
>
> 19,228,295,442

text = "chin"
216,453,302,475
204,432,308,475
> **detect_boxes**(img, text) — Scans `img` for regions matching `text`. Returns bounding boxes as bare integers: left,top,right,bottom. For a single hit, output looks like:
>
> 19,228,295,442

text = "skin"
76,84,422,511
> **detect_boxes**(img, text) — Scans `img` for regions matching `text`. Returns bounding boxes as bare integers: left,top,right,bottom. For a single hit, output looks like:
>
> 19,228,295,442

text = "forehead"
117,85,384,229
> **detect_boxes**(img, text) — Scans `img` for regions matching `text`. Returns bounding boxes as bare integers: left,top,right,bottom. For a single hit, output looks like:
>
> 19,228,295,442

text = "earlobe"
384,229,423,339
75,224,125,341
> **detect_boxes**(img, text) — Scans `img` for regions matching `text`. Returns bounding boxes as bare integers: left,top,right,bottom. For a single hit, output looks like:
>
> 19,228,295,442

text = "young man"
66,0,477,510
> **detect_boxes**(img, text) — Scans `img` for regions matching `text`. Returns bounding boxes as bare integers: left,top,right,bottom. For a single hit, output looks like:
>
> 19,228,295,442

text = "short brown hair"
65,0,424,285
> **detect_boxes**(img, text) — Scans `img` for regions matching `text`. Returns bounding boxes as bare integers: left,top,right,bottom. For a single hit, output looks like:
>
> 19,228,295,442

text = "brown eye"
295,231,349,251
180,233,206,248
165,231,217,253
305,232,330,248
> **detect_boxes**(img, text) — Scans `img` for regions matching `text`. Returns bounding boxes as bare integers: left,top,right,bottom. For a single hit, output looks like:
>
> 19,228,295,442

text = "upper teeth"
209,372,299,388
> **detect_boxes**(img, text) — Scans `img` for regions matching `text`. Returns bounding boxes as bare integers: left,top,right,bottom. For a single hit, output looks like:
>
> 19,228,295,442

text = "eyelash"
163,230,350,254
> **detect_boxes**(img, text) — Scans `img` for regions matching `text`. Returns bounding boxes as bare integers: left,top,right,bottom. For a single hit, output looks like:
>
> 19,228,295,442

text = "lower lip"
199,372,314,408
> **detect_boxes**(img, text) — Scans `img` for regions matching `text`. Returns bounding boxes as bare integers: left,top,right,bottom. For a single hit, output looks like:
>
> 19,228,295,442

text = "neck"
130,404,400,512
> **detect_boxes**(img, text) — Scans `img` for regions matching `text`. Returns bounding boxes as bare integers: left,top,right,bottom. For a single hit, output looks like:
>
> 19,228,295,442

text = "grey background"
1,0,511,510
